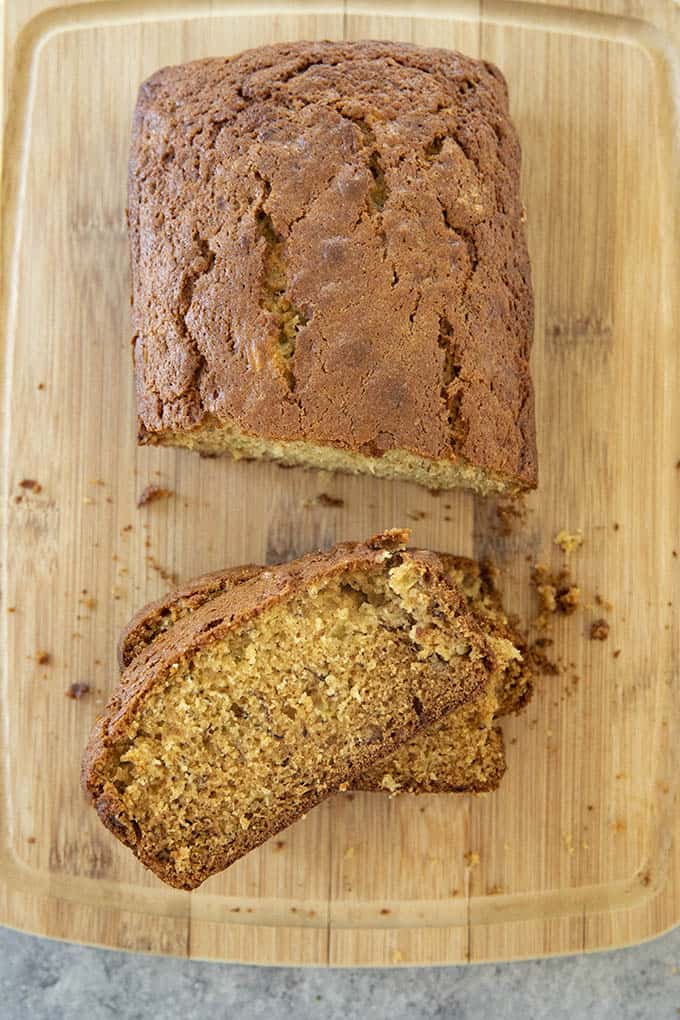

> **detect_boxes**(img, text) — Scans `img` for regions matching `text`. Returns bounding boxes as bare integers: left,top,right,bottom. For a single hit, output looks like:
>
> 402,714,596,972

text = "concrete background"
1,922,678,1018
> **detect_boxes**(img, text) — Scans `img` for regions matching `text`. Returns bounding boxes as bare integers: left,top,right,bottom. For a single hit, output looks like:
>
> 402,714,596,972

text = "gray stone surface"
0,924,678,1019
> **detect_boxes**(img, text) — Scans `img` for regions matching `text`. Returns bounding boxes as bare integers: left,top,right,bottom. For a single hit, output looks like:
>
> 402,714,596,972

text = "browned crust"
130,41,536,492
83,531,496,888
118,563,262,668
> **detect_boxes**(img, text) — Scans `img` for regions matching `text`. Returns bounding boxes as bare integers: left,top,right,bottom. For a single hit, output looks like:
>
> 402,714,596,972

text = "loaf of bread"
83,532,498,888
129,41,536,495
118,554,532,795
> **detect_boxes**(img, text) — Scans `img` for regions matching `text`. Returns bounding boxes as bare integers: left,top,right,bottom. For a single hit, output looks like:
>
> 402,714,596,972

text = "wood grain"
1,0,678,965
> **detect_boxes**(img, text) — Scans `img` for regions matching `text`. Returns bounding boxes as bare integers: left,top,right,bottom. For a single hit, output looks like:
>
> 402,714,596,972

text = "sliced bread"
83,531,496,888
118,553,532,794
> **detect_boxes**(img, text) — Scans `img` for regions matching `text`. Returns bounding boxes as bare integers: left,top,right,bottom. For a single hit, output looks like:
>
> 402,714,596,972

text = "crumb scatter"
65,682,90,699
304,493,345,508
137,485,173,507
531,563,580,627
554,529,583,554
494,498,527,535
590,619,610,641
20,478,42,493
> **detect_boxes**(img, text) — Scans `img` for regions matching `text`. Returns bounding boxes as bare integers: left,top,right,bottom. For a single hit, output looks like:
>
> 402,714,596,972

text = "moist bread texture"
83,532,497,888
129,40,536,495
118,553,532,794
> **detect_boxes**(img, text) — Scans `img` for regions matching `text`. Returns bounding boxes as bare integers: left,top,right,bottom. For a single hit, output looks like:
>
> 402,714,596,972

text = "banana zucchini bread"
129,41,536,495
82,532,498,888
118,553,532,795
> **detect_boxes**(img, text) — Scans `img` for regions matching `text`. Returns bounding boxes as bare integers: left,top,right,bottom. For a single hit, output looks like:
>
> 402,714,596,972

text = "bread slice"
356,556,530,794
83,532,496,889
118,553,532,795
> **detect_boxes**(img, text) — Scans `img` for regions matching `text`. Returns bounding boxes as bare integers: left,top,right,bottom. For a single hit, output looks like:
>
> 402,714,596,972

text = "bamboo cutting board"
1,0,679,966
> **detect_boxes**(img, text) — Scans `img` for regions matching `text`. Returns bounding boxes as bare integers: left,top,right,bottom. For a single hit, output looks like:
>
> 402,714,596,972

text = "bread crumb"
137,485,172,507
464,851,480,868
531,564,580,622
7,607,16,613
80,597,97,611
304,492,344,508
613,649,621,658
392,950,403,964
527,638,561,676
406,509,427,521
559,586,581,613
20,478,42,493
536,583,557,613
590,619,610,641
344,846,355,860
487,884,505,895
37,383,45,391
493,498,527,535
379,773,400,794
65,682,90,699
35,651,50,665
82,497,94,505
595,593,613,611
273,840,286,852
145,556,178,586
554,529,583,554
27,836,37,844
380,907,391,915
562,832,575,855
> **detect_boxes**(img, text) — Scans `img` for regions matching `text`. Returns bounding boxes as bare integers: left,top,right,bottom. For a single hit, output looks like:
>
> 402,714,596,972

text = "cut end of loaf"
140,418,525,497
84,540,494,889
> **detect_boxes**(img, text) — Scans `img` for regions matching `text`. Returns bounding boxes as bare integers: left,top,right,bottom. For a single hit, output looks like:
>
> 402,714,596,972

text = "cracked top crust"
129,40,536,487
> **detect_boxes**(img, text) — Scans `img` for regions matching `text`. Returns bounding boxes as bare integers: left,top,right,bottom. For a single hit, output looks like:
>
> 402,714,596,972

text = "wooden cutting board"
1,0,678,966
